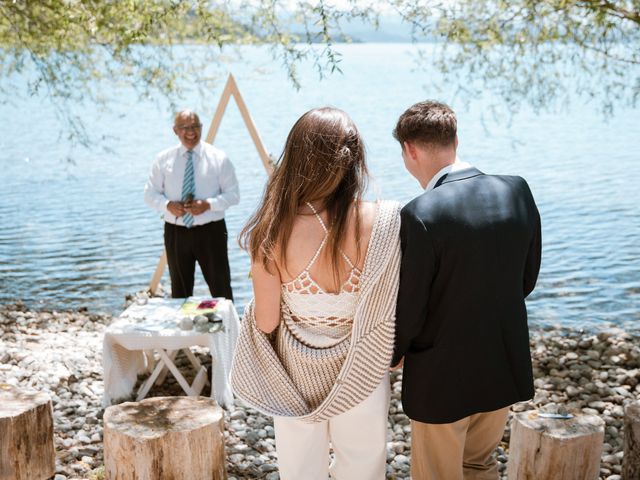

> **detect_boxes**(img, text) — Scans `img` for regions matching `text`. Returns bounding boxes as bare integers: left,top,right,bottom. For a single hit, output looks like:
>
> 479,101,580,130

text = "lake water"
1,44,639,330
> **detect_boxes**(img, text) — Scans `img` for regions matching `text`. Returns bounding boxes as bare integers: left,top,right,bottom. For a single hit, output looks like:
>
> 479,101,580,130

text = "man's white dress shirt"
424,158,473,193
144,141,240,226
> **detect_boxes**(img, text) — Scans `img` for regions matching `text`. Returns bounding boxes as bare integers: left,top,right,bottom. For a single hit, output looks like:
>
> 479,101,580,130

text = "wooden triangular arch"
148,73,274,294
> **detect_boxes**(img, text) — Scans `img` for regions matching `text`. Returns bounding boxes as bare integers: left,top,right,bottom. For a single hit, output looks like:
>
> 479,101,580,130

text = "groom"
391,101,541,479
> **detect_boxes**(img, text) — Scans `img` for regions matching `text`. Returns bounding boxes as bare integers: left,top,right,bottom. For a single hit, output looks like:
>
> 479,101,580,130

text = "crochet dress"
278,203,362,410
231,200,401,423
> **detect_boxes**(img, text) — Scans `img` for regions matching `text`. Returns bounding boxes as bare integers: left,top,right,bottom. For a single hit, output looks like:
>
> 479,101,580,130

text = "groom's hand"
390,358,404,371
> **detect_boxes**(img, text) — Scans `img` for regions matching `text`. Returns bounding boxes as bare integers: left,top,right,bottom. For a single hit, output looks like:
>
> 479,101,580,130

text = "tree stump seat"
624,401,640,479
507,410,604,480
0,385,55,480
103,396,226,480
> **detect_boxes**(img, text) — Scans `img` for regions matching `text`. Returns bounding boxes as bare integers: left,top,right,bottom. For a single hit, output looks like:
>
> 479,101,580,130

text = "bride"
232,107,401,480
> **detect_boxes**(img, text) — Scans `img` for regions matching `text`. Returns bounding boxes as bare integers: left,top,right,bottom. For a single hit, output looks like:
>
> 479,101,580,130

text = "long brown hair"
239,107,369,287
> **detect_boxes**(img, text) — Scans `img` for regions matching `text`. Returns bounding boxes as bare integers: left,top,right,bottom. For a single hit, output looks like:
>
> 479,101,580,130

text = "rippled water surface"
1,44,639,329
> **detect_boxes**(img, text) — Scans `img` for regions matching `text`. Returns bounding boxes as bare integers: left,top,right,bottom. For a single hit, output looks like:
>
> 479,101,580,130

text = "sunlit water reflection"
1,44,638,330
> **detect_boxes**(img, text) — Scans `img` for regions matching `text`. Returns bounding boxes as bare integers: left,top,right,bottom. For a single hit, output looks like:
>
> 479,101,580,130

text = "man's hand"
184,199,210,216
167,201,186,217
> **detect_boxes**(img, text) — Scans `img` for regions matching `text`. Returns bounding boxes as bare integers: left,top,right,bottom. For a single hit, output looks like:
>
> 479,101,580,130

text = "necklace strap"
304,202,357,270
305,202,329,233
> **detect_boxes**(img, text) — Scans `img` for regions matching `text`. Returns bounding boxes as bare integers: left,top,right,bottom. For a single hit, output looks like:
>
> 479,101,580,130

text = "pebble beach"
1,301,639,480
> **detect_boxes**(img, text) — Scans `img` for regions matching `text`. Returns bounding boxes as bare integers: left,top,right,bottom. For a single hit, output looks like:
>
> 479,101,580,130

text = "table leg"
136,354,170,401
191,366,208,396
136,349,209,401
155,350,177,386
157,349,196,396
184,348,210,387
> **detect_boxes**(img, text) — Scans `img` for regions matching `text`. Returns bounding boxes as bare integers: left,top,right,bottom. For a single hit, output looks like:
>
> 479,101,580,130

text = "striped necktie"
181,150,195,228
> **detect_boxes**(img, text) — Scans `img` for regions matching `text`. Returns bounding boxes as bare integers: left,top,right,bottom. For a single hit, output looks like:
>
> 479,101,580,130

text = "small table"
102,297,239,408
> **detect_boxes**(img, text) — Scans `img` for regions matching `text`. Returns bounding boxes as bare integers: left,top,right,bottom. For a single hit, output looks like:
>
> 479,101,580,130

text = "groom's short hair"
393,101,457,148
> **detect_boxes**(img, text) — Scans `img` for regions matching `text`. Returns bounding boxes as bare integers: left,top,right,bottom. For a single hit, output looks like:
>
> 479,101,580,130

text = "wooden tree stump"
104,396,226,480
0,385,55,480
507,411,604,480
623,401,640,480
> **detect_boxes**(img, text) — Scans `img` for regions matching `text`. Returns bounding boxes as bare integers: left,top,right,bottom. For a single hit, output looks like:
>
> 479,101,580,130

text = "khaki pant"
273,373,390,480
410,406,510,480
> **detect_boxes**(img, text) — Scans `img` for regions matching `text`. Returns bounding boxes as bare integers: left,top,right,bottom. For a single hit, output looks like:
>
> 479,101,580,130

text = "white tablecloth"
102,297,239,408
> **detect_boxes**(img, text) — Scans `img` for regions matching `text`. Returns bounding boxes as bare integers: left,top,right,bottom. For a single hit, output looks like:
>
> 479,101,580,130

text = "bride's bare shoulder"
357,200,379,229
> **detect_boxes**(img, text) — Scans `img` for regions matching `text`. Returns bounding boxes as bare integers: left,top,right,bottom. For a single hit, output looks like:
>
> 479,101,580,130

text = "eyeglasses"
176,124,202,132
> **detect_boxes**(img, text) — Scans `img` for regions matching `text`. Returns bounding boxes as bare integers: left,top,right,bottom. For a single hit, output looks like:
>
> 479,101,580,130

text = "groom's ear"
404,141,418,162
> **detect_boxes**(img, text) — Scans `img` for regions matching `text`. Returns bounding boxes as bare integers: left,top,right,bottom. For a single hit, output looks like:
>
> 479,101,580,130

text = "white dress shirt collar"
178,141,203,158
425,157,473,192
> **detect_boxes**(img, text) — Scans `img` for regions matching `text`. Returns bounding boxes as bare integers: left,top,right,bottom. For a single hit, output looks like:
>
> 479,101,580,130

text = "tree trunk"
623,401,640,480
507,411,604,480
103,396,226,480
0,386,55,480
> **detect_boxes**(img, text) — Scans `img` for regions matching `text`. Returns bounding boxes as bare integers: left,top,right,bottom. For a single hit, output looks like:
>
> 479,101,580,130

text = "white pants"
273,373,390,480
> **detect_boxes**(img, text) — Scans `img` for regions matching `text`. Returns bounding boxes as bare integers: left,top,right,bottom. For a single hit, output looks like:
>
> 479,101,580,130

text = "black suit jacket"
392,167,541,424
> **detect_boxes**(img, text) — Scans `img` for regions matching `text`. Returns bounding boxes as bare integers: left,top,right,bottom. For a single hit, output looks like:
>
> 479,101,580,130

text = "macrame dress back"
277,203,362,409
230,200,401,422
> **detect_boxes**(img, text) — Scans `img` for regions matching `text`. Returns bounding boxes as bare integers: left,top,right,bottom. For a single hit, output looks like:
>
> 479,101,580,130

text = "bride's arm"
251,259,282,334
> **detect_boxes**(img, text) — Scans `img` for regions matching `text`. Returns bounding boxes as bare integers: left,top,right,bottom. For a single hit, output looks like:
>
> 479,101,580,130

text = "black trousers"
164,220,233,301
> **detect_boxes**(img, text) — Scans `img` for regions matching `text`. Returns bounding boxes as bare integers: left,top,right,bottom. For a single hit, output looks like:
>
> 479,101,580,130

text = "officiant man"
391,101,541,480
144,109,239,301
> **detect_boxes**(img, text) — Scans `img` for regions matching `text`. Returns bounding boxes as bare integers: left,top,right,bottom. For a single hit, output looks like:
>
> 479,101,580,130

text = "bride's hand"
390,358,404,371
